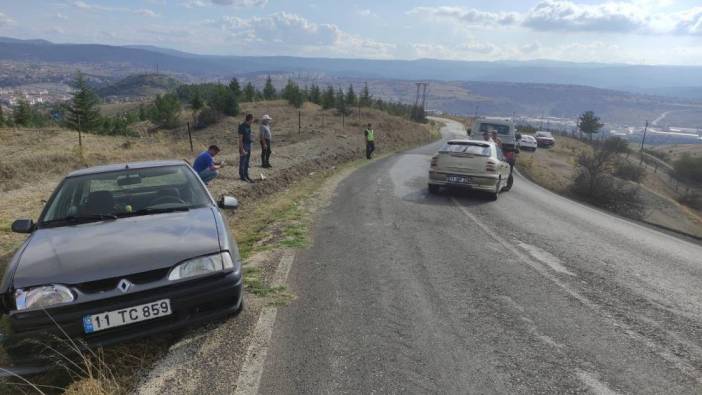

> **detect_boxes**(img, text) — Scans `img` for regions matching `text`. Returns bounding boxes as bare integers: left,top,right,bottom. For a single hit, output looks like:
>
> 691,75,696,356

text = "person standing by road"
364,123,375,159
238,113,255,183
192,145,222,185
260,114,272,168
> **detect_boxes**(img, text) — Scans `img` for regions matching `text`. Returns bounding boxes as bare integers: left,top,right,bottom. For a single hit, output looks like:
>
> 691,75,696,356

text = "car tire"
428,184,440,194
503,174,513,191
489,178,500,201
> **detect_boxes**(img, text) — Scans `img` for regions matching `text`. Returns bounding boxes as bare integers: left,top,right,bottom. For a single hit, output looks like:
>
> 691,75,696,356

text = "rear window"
478,122,511,135
440,142,492,157
536,132,553,138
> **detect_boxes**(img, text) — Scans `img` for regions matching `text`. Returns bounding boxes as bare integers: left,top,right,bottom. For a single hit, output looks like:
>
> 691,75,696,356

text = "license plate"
83,299,172,334
447,175,471,184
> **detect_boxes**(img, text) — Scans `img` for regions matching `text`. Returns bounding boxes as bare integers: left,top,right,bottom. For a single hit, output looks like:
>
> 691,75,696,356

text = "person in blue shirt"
193,145,221,185
238,113,255,183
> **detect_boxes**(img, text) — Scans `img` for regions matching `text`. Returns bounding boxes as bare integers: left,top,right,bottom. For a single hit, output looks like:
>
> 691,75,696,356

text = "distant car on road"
535,131,555,148
471,118,520,152
428,139,511,200
519,135,538,151
2,161,243,359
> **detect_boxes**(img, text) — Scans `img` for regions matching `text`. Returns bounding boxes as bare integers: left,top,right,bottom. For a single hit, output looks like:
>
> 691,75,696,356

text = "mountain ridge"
2,36,702,93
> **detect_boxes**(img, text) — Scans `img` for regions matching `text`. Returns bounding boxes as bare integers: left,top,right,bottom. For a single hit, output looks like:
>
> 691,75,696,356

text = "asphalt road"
256,120,702,394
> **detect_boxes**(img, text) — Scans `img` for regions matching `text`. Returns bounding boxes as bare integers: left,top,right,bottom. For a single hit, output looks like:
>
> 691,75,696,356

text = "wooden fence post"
187,122,193,153
298,111,301,135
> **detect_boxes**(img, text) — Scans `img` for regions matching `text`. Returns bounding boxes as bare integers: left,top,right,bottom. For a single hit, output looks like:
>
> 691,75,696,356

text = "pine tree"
321,86,335,110
149,93,181,128
335,88,347,115
243,82,256,102
191,91,204,124
138,104,147,121
65,71,101,133
263,75,277,100
13,100,33,127
229,78,242,99
359,82,372,107
309,84,321,105
578,111,604,141
345,84,357,108
282,79,297,101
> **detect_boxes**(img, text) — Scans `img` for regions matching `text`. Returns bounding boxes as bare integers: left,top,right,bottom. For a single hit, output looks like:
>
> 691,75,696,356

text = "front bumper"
4,270,243,353
537,140,555,147
428,171,498,192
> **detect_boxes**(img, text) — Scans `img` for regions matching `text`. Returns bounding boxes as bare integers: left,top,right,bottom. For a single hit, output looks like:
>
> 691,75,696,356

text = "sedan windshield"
40,165,211,226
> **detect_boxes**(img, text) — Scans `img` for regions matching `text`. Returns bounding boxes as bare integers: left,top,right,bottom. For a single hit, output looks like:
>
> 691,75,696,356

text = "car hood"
13,207,221,288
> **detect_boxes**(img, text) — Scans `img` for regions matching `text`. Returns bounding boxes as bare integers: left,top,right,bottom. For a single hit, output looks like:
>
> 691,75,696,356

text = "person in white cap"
260,114,273,168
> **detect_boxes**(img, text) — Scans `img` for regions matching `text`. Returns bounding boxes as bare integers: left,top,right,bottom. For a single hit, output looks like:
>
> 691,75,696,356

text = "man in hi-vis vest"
364,123,375,159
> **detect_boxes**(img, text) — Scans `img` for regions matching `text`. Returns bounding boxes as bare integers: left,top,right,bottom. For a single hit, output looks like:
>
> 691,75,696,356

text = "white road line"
516,240,576,276
235,250,296,395
576,370,620,395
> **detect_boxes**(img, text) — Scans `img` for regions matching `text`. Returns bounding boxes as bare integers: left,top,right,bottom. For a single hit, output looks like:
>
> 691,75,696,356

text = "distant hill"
96,74,182,98
3,37,702,95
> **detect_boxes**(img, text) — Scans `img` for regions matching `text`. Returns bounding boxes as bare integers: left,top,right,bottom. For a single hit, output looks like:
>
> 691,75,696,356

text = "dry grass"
517,137,589,193
518,136,702,237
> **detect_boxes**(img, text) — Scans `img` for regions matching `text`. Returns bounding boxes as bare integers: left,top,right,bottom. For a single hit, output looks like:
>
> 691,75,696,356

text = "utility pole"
639,120,649,166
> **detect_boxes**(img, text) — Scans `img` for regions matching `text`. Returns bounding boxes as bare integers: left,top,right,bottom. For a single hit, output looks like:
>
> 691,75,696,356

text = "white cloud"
72,2,159,17
357,9,376,18
408,6,518,27
56,12,68,20
672,7,702,35
134,9,160,17
522,0,649,33
216,12,394,58
409,1,702,36
187,0,267,7
0,12,13,27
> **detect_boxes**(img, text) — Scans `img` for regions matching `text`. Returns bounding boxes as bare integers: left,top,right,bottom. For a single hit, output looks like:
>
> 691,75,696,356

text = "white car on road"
428,139,511,200
519,135,537,151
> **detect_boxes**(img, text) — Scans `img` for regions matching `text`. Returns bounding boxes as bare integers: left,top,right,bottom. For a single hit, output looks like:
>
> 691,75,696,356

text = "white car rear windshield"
440,142,491,156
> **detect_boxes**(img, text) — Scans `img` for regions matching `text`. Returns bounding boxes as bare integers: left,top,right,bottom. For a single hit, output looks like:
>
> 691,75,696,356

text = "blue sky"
1,0,702,64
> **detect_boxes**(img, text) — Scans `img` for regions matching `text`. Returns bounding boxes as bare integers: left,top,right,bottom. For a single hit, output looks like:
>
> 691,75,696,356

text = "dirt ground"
517,136,702,238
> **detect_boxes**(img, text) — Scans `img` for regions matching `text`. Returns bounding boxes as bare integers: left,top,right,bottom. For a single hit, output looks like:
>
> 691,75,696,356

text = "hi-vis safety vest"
365,129,375,142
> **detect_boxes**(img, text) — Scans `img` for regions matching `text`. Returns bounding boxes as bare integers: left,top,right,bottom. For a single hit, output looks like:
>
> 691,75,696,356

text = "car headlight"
15,285,75,311
168,252,238,281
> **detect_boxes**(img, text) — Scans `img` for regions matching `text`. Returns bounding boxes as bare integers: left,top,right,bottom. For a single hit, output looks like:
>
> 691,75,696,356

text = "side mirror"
218,195,239,210
12,219,35,234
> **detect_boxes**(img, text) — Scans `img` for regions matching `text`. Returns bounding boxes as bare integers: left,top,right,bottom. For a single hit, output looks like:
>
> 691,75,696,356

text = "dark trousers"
366,141,375,159
239,145,251,180
261,138,271,166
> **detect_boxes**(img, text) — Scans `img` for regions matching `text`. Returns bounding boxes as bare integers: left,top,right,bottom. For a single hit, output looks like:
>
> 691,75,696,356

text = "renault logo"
117,279,133,293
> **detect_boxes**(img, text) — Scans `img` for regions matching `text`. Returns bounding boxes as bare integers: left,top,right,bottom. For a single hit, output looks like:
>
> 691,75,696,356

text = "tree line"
0,72,427,133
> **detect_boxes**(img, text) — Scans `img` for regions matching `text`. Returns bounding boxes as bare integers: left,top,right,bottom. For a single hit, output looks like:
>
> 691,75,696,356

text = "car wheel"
489,178,500,201
503,174,513,191
428,184,440,194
